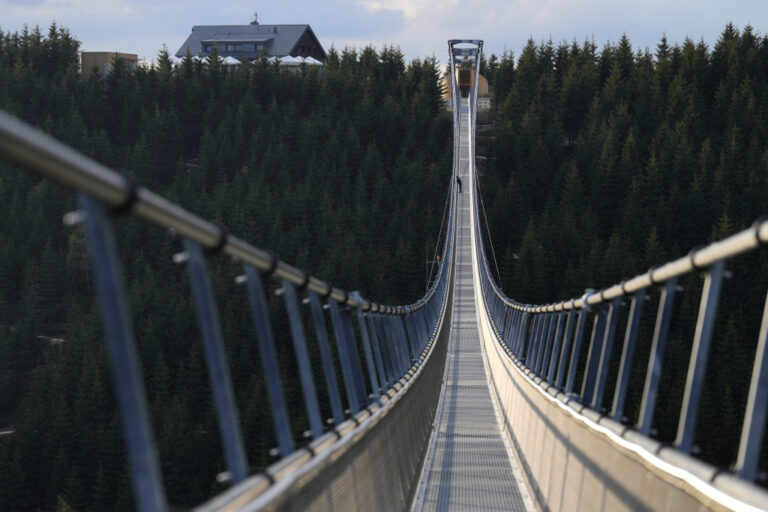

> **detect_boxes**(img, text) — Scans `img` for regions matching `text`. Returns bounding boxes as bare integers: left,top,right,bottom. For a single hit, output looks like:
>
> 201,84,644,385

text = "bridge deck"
412,99,531,512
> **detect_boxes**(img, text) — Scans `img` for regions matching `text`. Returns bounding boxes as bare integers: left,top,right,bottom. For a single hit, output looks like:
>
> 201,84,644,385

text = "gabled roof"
175,24,313,57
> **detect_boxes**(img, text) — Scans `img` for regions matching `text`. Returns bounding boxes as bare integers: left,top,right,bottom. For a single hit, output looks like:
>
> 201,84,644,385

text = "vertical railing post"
397,314,415,366
502,307,512,346
519,312,532,360
183,239,248,484
351,294,381,401
531,314,546,373
520,314,532,360
547,312,565,383
526,314,542,364
372,314,394,386
512,309,525,359
308,291,345,425
379,314,402,379
382,315,402,378
419,306,432,348
407,311,422,356
591,297,622,410
508,309,518,350
555,310,576,389
736,291,768,480
565,309,589,394
243,265,294,456
282,281,324,438
637,277,679,435
328,299,363,414
534,313,550,374
365,313,388,392
581,307,607,402
611,289,645,421
341,305,369,406
394,314,410,371
80,194,167,512
676,261,726,453
403,313,417,355
538,313,558,376
378,313,403,376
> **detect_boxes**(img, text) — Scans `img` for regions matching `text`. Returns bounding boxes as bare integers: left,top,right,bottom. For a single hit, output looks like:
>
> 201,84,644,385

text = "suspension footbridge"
0,39,767,512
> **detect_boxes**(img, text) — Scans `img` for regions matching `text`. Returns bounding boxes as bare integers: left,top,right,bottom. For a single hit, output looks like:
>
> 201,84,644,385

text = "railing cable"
473,160,502,285
427,177,453,288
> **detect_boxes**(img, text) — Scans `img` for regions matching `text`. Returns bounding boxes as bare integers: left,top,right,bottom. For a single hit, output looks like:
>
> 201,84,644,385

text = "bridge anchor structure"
1,36,768,512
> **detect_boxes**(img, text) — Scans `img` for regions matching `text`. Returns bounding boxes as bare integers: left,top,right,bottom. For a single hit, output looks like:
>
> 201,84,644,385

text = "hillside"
0,24,452,510
480,24,768,473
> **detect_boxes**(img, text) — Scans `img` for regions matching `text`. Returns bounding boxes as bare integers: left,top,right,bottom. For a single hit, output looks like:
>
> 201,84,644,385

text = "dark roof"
175,24,314,57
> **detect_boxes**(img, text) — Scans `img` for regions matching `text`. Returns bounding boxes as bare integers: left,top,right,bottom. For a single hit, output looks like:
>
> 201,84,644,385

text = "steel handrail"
0,109,451,315
464,37,768,496
0,103,459,512
477,212,768,313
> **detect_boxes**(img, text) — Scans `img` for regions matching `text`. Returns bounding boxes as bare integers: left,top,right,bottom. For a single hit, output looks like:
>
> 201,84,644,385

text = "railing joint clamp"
205,225,228,256
259,470,276,485
261,251,279,276
754,216,768,248
296,270,310,290
687,245,706,272
109,178,140,217
620,278,630,296
648,265,662,286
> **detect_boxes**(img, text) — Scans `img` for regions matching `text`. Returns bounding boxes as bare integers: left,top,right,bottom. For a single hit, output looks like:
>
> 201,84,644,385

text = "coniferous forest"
0,20,767,511
0,24,450,510
480,24,768,475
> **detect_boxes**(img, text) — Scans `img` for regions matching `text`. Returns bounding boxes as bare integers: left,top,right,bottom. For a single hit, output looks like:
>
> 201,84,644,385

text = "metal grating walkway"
412,99,531,512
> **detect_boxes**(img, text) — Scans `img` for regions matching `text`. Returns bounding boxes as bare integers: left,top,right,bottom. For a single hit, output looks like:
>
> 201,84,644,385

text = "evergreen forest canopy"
0,20,767,511
0,23,450,510
480,24,768,475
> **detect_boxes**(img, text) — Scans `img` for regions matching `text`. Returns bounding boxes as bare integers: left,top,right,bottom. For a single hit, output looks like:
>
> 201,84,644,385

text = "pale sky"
1,0,767,64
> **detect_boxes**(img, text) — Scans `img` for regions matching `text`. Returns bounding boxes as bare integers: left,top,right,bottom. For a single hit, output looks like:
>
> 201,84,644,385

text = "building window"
203,43,212,52
256,43,263,51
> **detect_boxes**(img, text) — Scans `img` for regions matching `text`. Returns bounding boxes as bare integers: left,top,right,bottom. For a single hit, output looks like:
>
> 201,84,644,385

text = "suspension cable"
474,166,503,284
427,176,453,288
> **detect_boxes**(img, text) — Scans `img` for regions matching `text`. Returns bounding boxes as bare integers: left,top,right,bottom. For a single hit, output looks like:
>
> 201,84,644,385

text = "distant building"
80,52,138,76
441,68,490,111
175,16,326,62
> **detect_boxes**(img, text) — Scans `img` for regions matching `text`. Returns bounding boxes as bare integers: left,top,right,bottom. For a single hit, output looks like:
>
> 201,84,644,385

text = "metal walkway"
412,99,532,512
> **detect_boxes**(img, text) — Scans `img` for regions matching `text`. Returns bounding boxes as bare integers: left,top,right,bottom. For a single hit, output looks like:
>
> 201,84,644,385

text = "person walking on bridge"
456,176,462,193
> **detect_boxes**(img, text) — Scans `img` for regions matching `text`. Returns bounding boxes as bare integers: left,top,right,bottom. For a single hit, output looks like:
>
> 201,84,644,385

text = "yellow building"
80,52,138,76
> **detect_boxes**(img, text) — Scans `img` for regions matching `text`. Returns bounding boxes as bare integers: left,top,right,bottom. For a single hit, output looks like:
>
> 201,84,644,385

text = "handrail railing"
466,54,768,495
0,107,458,511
